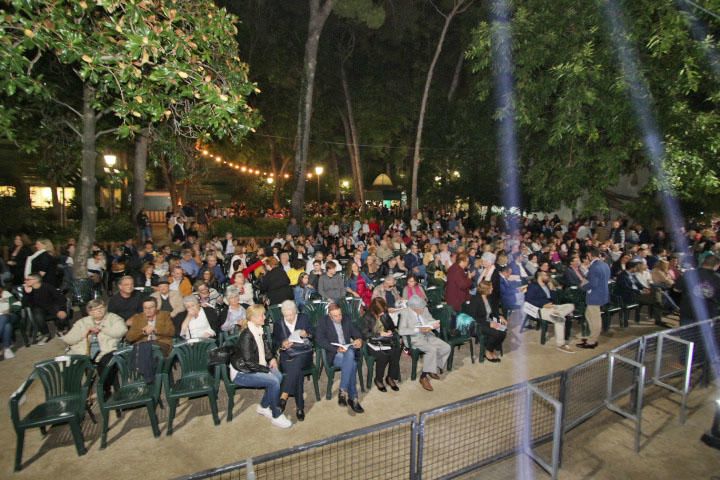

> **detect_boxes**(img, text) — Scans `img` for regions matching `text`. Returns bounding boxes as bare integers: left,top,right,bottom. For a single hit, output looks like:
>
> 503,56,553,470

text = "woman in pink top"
401,274,427,302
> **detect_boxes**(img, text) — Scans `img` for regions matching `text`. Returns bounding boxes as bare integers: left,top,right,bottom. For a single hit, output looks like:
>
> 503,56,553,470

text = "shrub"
95,216,136,242
209,217,289,238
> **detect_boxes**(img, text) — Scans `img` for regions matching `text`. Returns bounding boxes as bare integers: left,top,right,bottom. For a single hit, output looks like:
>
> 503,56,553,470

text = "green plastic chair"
318,344,364,400
339,297,363,325
97,345,165,449
163,339,221,434
602,283,623,331
558,287,590,338
266,304,283,332
10,355,95,471
425,286,444,308
436,303,474,370
303,301,328,329
403,334,425,381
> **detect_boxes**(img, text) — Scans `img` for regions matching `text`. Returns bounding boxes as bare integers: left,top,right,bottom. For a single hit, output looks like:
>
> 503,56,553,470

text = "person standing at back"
577,248,611,349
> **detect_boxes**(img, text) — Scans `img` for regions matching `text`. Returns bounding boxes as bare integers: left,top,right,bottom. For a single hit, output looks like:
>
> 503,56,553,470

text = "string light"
195,143,292,180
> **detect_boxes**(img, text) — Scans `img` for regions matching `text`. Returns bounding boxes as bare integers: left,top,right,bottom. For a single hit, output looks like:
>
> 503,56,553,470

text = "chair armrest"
9,374,35,425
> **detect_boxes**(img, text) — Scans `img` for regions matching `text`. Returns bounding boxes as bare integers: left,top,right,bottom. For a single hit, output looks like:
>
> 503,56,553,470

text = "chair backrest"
434,303,453,338
522,302,540,319
304,301,328,328
222,334,240,347
167,339,216,375
105,345,165,387
426,286,443,307
267,304,283,325
339,297,362,324
33,355,94,401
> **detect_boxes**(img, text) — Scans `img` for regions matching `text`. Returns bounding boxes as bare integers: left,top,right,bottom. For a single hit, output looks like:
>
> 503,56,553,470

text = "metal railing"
177,317,719,480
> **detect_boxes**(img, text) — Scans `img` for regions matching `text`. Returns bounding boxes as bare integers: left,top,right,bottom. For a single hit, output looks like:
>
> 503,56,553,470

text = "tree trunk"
73,84,98,279
158,155,178,209
132,128,150,235
269,139,281,211
447,48,464,103
290,0,335,222
410,0,469,215
182,180,190,206
339,58,365,204
330,150,341,203
339,112,361,202
49,180,61,225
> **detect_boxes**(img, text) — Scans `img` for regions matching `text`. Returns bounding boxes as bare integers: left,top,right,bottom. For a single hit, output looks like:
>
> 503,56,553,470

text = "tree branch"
95,127,119,139
63,120,81,138
51,98,82,119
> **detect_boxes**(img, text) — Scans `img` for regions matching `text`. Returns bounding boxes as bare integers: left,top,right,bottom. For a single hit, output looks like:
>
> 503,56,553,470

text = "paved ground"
1,313,718,479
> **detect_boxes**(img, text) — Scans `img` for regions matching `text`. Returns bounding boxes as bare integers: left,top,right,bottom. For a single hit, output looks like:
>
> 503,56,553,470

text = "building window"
29,186,75,208
0,186,16,197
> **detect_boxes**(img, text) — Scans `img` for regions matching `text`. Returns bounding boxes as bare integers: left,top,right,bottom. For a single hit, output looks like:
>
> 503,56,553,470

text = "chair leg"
447,348,455,371
540,321,548,345
325,369,335,400
226,391,235,422
147,403,161,438
208,391,221,426
100,409,110,450
167,398,177,435
40,426,47,436
312,371,321,401
410,354,419,381
478,334,486,363
469,340,475,364
14,428,24,471
366,358,374,390
357,360,365,393
69,418,87,456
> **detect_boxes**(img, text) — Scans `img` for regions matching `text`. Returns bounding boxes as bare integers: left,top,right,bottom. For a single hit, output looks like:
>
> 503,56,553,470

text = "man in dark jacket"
21,273,69,343
108,275,143,325
316,303,364,414
260,257,294,305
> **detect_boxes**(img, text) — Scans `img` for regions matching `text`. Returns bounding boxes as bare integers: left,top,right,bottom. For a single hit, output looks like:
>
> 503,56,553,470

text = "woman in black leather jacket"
229,304,292,428
360,297,401,393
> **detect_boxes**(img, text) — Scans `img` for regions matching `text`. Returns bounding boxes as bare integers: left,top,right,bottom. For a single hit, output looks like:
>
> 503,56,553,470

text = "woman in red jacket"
444,253,473,312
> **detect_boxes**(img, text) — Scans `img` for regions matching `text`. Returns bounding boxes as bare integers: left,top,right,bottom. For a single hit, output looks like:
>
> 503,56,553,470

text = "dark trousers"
477,322,507,353
280,352,311,409
94,351,116,400
370,345,401,381
635,292,662,324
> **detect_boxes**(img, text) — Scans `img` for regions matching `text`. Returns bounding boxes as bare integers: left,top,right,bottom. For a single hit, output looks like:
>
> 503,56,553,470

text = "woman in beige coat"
62,298,127,398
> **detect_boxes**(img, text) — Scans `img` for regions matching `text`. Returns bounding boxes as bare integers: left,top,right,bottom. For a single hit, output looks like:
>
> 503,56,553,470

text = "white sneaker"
4,348,15,359
36,336,50,346
557,344,576,354
256,405,273,419
271,413,292,428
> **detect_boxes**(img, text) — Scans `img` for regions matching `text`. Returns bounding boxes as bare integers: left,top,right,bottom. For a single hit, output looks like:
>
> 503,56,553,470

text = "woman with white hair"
219,286,247,334
477,251,501,307
271,300,314,421
176,295,218,339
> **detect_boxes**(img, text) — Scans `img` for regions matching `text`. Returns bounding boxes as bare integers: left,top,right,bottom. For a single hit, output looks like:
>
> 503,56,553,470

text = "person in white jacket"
62,298,127,398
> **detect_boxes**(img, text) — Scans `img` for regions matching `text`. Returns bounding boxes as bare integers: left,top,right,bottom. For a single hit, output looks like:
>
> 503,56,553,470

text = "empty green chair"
10,355,95,471
163,339,221,434
436,303,474,370
97,345,165,449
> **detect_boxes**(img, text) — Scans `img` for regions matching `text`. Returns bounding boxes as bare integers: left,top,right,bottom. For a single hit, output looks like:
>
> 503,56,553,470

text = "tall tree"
290,0,384,221
1,0,258,275
410,0,473,215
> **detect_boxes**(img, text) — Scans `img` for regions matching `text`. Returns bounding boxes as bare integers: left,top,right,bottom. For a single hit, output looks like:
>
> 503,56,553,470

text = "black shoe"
338,391,347,407
278,398,287,413
374,378,387,392
575,339,588,348
438,367,444,375
348,398,364,414
296,409,305,421
385,376,399,391
579,342,598,349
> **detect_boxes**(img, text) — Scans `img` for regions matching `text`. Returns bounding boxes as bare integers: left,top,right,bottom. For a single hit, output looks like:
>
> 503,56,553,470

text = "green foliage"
0,0,260,143
209,217,289,238
467,0,720,214
95,216,136,242
0,199,77,243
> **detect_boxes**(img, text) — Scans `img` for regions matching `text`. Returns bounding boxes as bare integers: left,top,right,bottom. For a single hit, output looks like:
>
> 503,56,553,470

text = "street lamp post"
314,166,324,202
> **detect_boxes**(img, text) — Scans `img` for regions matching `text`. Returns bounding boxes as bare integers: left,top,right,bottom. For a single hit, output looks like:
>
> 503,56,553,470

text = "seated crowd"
2,209,719,434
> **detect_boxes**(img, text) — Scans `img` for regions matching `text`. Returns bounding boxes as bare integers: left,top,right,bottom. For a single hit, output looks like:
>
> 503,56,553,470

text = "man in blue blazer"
578,247,611,349
316,303,365,414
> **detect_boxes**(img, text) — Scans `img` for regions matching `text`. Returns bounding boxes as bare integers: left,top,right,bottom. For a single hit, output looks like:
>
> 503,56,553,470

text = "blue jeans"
233,368,283,417
141,226,152,242
333,351,358,399
0,314,13,349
